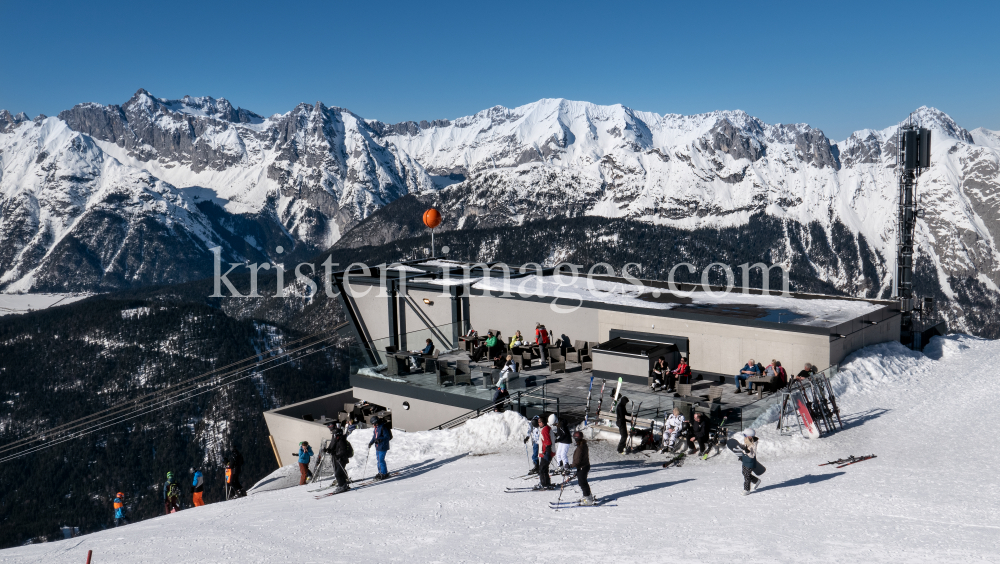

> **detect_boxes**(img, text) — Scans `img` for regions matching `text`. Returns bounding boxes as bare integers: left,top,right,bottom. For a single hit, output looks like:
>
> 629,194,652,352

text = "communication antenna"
893,114,932,347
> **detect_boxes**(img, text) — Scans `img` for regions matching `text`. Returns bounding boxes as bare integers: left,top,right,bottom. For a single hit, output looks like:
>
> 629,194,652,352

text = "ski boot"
580,495,595,506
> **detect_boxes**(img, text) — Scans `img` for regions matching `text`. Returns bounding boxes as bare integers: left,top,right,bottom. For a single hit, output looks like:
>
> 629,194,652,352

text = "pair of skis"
819,454,877,468
662,453,685,468
314,472,398,499
625,401,643,452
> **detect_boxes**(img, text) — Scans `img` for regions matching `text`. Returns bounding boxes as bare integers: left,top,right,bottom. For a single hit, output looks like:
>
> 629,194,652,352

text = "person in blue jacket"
113,492,128,526
293,441,314,485
734,359,761,394
368,415,393,481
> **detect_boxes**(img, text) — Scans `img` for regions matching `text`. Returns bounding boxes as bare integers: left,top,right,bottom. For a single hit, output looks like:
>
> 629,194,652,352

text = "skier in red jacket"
533,414,557,490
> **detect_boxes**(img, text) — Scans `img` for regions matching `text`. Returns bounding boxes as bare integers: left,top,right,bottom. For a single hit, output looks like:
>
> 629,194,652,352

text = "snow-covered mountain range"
1,91,998,333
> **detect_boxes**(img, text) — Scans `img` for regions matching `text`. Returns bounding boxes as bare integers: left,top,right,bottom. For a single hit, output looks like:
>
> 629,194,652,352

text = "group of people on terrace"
734,359,818,394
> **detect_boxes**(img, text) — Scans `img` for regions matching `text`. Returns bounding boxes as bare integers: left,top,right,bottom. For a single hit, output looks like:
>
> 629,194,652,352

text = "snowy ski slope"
2,335,998,563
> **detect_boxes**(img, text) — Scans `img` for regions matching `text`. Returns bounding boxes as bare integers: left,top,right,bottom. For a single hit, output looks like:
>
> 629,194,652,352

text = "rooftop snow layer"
465,275,884,328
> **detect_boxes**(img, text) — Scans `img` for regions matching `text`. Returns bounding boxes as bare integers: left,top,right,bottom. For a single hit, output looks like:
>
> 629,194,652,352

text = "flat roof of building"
341,259,893,330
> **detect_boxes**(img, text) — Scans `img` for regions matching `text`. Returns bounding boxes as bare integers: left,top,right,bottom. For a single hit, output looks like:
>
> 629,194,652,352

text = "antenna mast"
894,117,931,347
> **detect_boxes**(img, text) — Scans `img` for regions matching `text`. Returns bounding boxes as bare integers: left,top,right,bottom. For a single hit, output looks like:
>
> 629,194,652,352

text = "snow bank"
346,411,529,465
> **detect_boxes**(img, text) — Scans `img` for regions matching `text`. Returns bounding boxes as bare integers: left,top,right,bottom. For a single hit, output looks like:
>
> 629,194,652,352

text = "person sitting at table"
410,338,434,370
734,358,760,394
471,331,494,362
670,356,692,390
650,356,669,391
795,362,816,382
774,361,788,387
509,330,526,349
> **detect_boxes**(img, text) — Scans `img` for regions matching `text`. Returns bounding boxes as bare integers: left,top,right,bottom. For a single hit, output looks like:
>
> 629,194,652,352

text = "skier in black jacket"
615,395,630,454
326,423,354,493
685,412,710,455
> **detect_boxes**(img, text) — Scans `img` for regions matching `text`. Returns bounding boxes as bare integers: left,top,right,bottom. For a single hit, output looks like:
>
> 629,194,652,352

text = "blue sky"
1,0,996,140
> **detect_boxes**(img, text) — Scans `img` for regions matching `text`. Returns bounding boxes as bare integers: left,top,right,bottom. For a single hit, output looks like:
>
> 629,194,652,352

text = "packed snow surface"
3,335,999,563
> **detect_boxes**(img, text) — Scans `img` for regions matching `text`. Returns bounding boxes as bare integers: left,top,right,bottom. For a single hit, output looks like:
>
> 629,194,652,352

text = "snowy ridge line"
0,324,347,462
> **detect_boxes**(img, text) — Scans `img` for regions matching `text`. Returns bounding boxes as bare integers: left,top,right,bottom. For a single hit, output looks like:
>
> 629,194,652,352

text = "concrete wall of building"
596,310,832,376
830,312,901,366
263,413,333,469
468,294,601,344
352,387,470,432
593,350,649,378
263,389,357,468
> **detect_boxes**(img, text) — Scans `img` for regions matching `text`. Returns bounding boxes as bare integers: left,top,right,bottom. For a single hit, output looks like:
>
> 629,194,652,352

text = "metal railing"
432,384,546,430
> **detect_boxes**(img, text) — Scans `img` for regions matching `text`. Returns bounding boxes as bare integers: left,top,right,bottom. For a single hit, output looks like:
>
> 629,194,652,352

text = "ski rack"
310,439,333,484
777,375,843,438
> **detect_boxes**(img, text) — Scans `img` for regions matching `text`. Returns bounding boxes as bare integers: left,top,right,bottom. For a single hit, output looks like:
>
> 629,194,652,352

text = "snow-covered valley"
3,334,997,563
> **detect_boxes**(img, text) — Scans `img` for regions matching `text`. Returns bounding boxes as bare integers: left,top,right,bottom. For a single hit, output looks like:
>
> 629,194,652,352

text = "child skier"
294,441,314,485
113,492,128,526
191,470,205,507
163,472,179,514
523,415,541,474
735,429,762,495
571,431,594,505
166,481,182,513
554,417,572,474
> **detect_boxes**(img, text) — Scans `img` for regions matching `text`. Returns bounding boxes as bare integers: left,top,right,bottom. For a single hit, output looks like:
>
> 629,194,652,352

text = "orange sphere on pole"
423,208,442,229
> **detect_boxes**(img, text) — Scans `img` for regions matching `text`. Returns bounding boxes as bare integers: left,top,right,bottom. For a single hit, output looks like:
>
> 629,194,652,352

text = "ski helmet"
116,492,123,498
370,415,379,424
744,428,756,438
572,431,583,441
547,414,558,426
166,472,173,479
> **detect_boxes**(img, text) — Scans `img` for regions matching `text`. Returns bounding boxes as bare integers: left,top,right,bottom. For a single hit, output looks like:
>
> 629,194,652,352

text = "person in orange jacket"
113,492,128,526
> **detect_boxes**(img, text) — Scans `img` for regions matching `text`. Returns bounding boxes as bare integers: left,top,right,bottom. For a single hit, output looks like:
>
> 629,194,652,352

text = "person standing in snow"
660,408,686,453
113,492,128,526
554,418,572,474
534,414,556,489
229,447,246,497
523,415,541,474
368,416,393,481
163,472,179,514
326,423,354,493
166,481,182,513
615,395,630,454
735,429,762,495
293,441,314,485
571,431,594,505
191,470,205,507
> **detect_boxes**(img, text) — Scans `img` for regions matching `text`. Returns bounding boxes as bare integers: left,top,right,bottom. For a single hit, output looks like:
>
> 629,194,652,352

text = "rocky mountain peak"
910,106,973,143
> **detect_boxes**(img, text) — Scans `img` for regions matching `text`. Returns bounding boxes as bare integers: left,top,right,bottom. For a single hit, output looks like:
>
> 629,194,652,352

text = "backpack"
168,483,180,499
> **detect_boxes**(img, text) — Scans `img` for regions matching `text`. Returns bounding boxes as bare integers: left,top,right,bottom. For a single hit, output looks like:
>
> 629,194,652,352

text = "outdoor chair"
702,385,724,404
435,359,455,385
566,340,588,363
581,359,593,372
675,383,693,398
454,360,472,385
548,358,566,374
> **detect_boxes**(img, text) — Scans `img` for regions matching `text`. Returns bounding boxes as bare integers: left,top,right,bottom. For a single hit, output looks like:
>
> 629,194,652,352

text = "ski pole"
361,446,372,481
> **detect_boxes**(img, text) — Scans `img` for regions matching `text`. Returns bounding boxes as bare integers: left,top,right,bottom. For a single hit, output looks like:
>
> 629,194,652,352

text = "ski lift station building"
263,260,925,461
